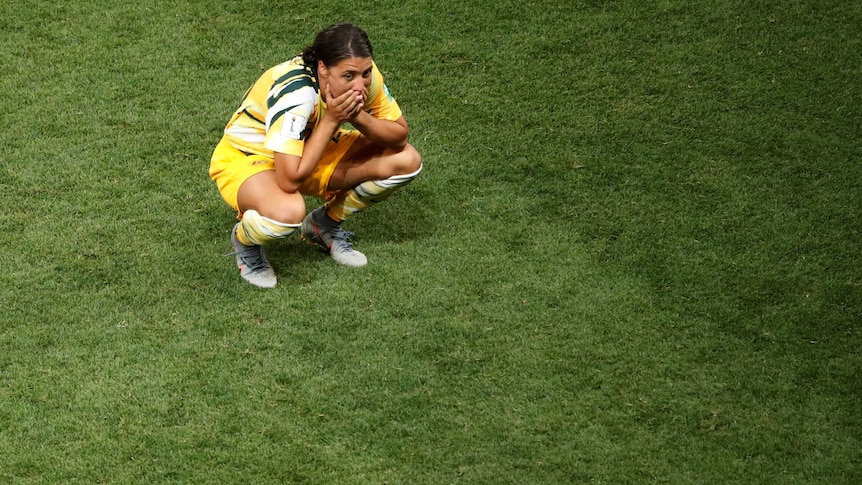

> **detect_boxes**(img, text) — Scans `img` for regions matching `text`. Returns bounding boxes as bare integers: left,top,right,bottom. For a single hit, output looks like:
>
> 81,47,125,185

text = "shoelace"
227,245,270,272
330,227,356,249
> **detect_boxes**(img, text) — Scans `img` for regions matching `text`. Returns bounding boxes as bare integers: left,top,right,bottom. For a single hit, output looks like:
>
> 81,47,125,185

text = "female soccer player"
209,23,422,288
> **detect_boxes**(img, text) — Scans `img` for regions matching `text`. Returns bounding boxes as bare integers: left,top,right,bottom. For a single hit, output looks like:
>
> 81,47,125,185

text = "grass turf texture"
1,0,860,483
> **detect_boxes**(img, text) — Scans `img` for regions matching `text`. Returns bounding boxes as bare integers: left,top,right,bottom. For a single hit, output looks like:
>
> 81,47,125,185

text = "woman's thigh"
237,170,306,224
328,137,421,191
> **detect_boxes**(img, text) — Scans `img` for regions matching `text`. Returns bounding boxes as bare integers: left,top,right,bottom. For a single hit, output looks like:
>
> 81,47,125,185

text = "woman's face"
319,56,373,98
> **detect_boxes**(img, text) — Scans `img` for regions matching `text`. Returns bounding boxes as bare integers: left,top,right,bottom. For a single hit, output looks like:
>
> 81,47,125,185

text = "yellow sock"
237,209,299,246
326,165,422,222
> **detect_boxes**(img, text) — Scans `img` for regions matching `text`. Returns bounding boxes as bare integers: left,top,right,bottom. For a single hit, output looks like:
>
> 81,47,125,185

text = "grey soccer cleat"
230,223,277,288
301,207,368,268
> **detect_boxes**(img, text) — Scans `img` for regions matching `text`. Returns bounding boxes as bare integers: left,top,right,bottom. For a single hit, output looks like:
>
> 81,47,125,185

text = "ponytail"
301,45,317,71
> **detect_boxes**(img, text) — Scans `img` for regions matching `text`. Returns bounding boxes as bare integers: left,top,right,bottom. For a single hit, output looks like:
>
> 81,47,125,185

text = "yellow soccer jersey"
222,56,403,158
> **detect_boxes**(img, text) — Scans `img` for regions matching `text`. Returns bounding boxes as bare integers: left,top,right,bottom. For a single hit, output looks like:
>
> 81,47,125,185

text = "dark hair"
301,23,374,71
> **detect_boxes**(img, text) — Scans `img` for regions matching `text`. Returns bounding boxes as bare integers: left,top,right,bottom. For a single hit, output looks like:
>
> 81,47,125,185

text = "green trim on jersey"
267,74,316,109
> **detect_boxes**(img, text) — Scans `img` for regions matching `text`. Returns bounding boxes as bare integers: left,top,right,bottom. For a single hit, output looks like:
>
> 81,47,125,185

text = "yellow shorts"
208,129,361,213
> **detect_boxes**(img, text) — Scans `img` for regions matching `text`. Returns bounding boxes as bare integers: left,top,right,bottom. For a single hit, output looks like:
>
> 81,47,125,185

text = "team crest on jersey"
282,114,308,140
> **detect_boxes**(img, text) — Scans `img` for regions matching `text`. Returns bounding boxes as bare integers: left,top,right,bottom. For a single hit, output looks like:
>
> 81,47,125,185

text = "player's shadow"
330,182,438,244
199,181,438,288
264,240,331,283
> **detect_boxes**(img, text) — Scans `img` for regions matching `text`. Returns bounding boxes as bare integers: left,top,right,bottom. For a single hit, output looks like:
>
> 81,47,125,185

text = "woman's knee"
260,195,306,224
391,144,422,175
238,173,306,224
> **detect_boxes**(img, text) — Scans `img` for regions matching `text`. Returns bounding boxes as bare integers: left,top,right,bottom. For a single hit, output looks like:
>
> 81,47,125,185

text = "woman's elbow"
392,126,410,150
276,172,303,194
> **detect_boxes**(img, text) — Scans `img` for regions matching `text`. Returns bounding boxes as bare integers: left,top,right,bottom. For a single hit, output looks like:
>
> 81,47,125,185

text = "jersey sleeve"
365,62,403,122
263,80,317,157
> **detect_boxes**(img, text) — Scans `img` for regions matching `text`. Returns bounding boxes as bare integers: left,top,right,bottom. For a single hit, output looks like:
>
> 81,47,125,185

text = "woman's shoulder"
268,56,316,83
369,60,386,95
264,57,319,105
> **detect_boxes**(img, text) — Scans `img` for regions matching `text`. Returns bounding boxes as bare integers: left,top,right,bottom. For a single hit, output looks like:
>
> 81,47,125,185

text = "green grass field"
1,0,860,483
